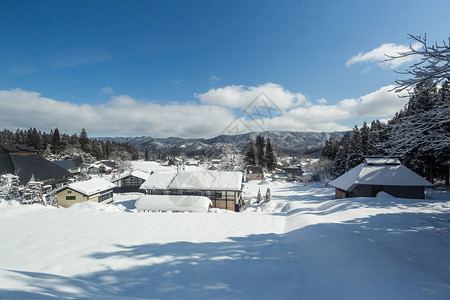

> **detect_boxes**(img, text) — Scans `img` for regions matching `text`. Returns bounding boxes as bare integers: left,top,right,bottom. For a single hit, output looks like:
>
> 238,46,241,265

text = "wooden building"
245,166,265,181
111,170,150,193
140,170,243,211
329,158,433,199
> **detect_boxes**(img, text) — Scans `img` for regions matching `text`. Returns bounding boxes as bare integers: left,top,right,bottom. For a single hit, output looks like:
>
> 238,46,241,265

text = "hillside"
99,131,345,157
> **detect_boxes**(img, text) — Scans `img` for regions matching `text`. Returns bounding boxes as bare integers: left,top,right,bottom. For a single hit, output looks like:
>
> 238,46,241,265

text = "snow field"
0,164,449,299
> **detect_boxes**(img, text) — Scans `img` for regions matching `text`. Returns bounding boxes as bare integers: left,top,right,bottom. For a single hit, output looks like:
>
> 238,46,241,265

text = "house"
135,195,211,212
185,160,200,167
329,158,433,199
111,170,150,193
245,166,265,181
140,170,243,211
210,159,221,165
272,170,288,182
52,159,89,175
56,178,115,207
0,145,72,187
88,161,116,175
283,167,303,181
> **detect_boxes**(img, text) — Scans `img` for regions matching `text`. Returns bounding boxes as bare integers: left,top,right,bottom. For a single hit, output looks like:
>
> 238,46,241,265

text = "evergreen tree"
346,126,364,170
321,137,338,160
51,128,60,154
79,128,90,152
244,141,256,165
360,121,370,155
144,149,149,161
255,135,265,167
265,137,276,172
333,132,352,176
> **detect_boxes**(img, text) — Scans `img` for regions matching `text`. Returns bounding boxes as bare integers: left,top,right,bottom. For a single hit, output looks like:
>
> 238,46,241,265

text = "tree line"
0,128,140,163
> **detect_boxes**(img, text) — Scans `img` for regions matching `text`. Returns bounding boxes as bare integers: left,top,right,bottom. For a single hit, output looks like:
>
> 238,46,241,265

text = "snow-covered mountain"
98,131,345,157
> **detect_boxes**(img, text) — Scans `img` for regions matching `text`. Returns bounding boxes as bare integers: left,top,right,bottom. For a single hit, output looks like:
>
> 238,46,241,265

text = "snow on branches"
386,34,450,92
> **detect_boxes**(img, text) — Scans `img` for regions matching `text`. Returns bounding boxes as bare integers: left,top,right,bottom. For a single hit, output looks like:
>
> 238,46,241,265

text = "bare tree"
386,34,450,93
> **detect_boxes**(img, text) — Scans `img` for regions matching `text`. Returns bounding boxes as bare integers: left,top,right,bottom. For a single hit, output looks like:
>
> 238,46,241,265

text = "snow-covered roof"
140,170,243,191
169,171,242,191
89,162,113,171
64,178,116,196
364,157,401,165
140,172,177,190
329,163,433,191
111,170,150,182
135,195,211,212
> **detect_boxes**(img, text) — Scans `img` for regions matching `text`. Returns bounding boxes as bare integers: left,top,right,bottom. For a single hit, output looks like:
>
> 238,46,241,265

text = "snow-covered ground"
0,171,449,299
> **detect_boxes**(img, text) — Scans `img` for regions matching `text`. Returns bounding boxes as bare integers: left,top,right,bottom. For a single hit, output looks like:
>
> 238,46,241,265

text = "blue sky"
1,0,449,137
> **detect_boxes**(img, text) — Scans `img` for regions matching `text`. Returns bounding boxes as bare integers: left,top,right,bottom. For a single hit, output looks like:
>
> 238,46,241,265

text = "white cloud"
195,82,307,110
346,42,421,69
0,84,409,138
0,89,235,138
316,98,327,104
210,75,221,82
101,86,114,95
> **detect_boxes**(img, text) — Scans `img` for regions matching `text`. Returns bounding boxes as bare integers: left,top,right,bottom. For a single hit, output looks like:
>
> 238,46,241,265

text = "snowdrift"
135,195,212,212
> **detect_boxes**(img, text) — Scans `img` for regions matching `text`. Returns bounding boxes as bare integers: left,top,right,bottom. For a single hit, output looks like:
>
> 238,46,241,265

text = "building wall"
57,188,114,207
57,188,95,208
247,173,264,181
343,184,425,199
148,188,240,211
113,176,145,193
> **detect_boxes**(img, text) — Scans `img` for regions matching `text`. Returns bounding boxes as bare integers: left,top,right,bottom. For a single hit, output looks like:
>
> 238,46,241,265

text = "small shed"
246,166,265,181
135,195,211,212
329,160,433,199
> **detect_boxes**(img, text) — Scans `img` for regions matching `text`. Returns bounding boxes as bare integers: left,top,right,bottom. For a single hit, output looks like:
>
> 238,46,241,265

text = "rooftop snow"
65,178,116,196
169,171,242,191
112,170,150,182
329,163,433,191
364,157,401,165
140,170,243,191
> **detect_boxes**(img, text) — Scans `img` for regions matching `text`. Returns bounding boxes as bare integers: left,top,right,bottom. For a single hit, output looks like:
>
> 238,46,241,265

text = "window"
66,196,76,200
98,191,113,202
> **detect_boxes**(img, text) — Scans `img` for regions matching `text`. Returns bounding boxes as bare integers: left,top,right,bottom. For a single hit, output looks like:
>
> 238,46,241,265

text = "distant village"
0,120,443,213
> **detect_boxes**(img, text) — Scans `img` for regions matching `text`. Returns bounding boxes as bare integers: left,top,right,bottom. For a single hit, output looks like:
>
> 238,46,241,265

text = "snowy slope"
0,181,449,299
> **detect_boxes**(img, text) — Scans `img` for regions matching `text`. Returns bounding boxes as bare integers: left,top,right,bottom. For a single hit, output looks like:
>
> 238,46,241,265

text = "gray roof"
0,146,72,185
329,163,433,191
52,159,89,170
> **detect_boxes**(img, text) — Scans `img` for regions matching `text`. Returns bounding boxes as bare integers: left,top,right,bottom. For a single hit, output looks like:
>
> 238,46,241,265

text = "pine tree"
321,137,338,160
346,126,364,170
51,128,61,154
79,128,90,152
244,141,256,166
255,135,265,167
265,137,276,172
6,172,21,200
145,149,149,161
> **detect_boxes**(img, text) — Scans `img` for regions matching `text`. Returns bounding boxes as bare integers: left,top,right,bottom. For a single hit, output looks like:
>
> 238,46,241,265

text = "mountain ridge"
97,131,346,158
